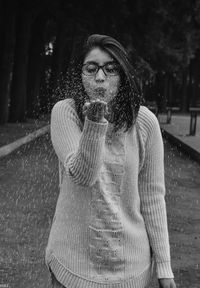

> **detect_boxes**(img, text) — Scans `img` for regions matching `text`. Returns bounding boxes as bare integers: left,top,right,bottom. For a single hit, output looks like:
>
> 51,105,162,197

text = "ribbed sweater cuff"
83,117,108,138
156,261,174,279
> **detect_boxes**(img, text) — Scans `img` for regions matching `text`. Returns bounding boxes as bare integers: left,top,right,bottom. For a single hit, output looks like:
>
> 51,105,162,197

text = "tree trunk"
162,73,168,111
181,70,189,112
26,14,46,118
0,1,16,124
68,20,78,64
191,53,200,106
155,72,164,112
193,76,199,107
9,7,32,122
168,74,173,105
188,59,193,107
48,22,67,107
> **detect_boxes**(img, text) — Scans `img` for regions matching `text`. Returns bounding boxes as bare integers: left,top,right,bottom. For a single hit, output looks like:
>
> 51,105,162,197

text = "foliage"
1,0,200,123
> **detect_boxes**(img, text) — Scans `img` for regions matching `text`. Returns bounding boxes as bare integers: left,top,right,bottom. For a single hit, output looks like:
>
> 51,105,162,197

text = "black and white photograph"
0,1,200,287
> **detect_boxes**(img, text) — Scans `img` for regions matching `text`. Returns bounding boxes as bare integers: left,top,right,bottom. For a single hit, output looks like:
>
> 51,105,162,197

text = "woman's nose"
95,68,106,82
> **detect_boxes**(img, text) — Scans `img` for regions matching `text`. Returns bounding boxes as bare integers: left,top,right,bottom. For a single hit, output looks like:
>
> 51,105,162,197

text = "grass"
0,115,50,148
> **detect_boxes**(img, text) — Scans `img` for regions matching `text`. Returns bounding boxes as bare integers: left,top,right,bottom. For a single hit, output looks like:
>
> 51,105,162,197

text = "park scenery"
0,0,200,287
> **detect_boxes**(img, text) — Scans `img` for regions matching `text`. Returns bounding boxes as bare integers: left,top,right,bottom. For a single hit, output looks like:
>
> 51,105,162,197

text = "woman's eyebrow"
84,60,98,65
84,60,115,65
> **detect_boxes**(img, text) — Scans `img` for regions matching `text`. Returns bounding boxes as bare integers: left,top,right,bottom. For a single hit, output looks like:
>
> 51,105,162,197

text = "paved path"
159,114,200,163
0,133,57,288
0,133,200,288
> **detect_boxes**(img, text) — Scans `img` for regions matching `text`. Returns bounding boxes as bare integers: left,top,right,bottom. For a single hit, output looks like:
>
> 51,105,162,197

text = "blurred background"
1,0,200,124
0,1,200,288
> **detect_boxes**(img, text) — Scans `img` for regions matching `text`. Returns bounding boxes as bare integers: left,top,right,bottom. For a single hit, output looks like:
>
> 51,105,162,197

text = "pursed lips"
94,87,107,92
94,88,106,97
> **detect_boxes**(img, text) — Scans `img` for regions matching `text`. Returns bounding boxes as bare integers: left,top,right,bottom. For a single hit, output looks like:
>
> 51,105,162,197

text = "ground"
0,127,200,288
0,115,50,147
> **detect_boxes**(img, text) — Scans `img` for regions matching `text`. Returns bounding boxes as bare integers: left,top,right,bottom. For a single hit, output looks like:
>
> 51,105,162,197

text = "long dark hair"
65,34,143,133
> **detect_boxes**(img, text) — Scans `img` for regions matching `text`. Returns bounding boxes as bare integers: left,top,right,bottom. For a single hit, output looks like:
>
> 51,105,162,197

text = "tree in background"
8,1,33,122
26,12,47,118
140,0,200,111
0,0,17,124
1,0,200,124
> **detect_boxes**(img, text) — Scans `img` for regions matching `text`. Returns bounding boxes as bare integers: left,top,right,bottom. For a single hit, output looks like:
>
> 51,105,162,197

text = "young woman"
45,34,176,288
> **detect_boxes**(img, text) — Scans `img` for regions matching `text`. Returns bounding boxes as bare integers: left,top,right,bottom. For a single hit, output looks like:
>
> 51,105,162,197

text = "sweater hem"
47,253,153,288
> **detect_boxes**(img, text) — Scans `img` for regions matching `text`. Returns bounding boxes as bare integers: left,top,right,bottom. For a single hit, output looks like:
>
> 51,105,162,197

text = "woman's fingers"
82,102,90,115
83,99,107,122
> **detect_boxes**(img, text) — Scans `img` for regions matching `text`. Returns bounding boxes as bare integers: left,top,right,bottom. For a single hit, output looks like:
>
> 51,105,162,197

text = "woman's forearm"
138,110,174,279
51,100,108,187
66,117,108,186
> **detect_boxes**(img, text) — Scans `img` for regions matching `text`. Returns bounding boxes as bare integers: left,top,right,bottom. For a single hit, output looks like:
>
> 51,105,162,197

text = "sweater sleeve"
138,110,174,279
50,100,108,187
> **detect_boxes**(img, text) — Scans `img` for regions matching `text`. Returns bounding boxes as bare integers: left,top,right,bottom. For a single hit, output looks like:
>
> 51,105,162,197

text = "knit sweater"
45,98,174,288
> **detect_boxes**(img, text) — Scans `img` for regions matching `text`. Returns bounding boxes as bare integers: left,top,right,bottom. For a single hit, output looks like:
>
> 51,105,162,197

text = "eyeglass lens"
82,62,120,76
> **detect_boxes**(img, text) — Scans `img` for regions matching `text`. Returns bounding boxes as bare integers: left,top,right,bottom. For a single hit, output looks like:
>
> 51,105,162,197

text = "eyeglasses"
82,62,120,76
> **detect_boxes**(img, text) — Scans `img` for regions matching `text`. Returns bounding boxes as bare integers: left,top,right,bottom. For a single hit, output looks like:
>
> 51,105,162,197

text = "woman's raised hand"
83,99,108,123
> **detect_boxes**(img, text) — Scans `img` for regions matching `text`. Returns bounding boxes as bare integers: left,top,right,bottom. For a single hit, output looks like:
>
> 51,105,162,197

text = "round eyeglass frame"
82,62,120,76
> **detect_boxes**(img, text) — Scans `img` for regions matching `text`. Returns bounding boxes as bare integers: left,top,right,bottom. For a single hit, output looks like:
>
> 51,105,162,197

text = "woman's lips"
94,87,106,96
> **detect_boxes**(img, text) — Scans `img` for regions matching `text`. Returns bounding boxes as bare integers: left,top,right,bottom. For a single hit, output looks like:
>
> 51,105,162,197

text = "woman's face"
81,47,121,103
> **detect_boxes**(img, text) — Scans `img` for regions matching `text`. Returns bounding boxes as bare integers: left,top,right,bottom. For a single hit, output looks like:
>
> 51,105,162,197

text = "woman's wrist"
86,115,107,123
98,117,107,123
